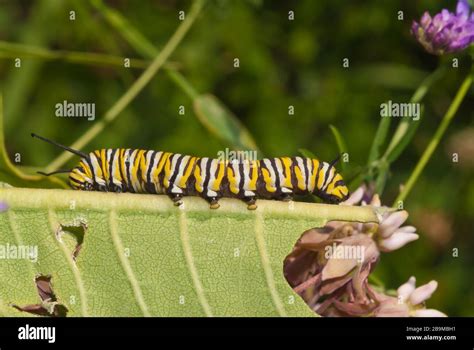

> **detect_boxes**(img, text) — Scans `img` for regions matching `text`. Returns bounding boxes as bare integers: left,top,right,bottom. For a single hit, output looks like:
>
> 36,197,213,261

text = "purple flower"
412,0,474,55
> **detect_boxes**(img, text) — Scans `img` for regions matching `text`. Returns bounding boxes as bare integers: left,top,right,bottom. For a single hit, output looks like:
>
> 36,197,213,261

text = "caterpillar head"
69,164,94,191
314,162,350,204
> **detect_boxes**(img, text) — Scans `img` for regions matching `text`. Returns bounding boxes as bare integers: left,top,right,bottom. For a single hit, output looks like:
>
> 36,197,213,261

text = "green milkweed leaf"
383,106,424,164
367,114,391,168
0,187,378,317
329,125,348,171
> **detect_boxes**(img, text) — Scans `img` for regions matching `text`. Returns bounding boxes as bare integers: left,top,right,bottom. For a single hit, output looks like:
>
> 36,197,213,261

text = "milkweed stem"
394,74,473,206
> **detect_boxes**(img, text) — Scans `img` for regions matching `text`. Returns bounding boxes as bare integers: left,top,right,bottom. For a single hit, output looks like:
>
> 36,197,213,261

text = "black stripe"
118,149,128,191
325,168,338,190
94,150,104,181
169,154,185,188
84,156,97,188
69,176,83,187
290,157,297,189
125,149,134,193
268,158,280,192
180,156,195,190
226,161,236,195
302,158,309,192
314,160,324,191
334,179,345,187
145,151,158,194
322,163,332,191
134,150,144,190
108,149,117,189
257,159,270,195
238,162,244,196
202,158,213,195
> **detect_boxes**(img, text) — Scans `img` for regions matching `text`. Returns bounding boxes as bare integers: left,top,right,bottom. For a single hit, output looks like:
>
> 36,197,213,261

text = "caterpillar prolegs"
32,133,349,209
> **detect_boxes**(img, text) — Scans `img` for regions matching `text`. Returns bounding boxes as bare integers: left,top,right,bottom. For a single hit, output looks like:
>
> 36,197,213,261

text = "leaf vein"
179,210,213,316
109,209,151,317
48,210,89,316
254,211,287,317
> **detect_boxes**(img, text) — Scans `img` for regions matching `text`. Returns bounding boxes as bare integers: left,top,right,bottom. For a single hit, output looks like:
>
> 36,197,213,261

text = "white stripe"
263,159,275,188
196,158,208,192
305,158,313,190
90,153,106,186
321,163,333,189
173,155,190,192
111,150,121,186
274,158,285,189
296,157,306,188
231,161,241,193
128,150,141,192
151,152,163,193
206,159,218,197
168,154,183,194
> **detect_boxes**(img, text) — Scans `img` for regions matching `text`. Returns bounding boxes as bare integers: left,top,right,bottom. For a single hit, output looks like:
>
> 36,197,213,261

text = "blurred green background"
0,0,472,316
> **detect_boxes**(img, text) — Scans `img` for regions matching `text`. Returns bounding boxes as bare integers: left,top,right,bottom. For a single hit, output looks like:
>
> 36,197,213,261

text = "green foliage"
0,0,472,316
0,188,377,316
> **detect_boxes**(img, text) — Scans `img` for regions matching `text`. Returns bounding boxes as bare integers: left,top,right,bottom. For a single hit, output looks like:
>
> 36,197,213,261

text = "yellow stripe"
80,160,92,179
151,152,169,190
131,150,144,190
139,151,149,183
100,149,108,181
227,165,240,194
69,172,84,183
294,165,306,191
310,159,319,191
194,161,204,193
119,149,127,184
340,186,349,196
164,153,176,188
211,160,225,191
317,166,326,189
113,150,122,183
280,157,293,189
179,157,197,188
262,167,276,193
326,173,342,193
91,152,103,179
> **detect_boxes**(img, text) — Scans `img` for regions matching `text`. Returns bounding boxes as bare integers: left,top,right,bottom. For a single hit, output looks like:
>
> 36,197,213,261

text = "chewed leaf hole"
10,274,68,317
56,218,87,261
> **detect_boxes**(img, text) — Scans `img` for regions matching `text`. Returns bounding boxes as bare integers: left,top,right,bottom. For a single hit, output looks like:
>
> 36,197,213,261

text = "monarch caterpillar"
32,133,349,209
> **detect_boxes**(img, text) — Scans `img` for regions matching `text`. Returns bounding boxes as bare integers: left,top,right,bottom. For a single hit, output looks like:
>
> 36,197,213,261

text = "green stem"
165,69,199,100
383,65,447,158
0,41,152,69
45,0,205,172
410,64,447,104
393,74,473,206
